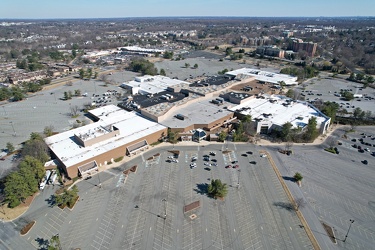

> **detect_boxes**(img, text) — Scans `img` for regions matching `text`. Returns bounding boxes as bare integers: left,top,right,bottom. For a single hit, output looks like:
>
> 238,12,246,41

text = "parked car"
233,165,239,169
225,165,231,169
260,154,267,158
362,160,368,165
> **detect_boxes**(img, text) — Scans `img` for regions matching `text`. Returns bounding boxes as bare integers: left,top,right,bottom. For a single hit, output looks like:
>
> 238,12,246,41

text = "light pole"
237,169,241,189
10,121,16,137
97,170,102,188
343,219,354,242
2,106,7,118
162,199,167,220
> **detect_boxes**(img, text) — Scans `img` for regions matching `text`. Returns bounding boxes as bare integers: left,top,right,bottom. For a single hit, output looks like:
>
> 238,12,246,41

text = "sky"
1,0,374,19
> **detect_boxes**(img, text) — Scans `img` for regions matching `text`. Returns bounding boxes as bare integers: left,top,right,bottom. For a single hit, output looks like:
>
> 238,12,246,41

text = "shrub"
8,199,21,208
114,156,123,163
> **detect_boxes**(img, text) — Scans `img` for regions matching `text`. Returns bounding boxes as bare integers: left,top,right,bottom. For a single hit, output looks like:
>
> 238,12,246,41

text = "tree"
193,63,198,69
5,172,29,207
74,89,81,96
281,122,293,141
159,68,166,76
6,142,15,154
353,107,362,119
341,90,354,101
356,73,364,81
286,89,294,98
48,234,61,250
214,45,219,50
19,156,46,182
321,101,339,124
366,75,374,83
225,47,233,56
43,125,54,137
87,68,93,79
70,105,79,117
79,69,85,79
163,51,174,59
53,185,78,208
184,63,190,68
30,132,43,141
207,179,228,199
295,198,306,211
63,91,70,100
218,131,227,142
294,172,303,187
12,90,25,102
129,58,158,75
4,156,45,207
167,128,178,144
349,73,356,81
22,139,49,163
304,117,318,142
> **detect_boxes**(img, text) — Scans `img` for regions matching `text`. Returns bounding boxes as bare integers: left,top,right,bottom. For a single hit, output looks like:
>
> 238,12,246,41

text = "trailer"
49,172,58,185
40,170,52,190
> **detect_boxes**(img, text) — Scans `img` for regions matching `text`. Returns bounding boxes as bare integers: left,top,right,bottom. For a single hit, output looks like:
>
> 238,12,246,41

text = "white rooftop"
226,68,298,85
121,75,189,95
159,96,234,129
230,95,329,129
45,105,166,168
118,46,165,53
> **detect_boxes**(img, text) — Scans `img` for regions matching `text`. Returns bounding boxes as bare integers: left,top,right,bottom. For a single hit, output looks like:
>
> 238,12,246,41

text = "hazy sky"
1,0,374,19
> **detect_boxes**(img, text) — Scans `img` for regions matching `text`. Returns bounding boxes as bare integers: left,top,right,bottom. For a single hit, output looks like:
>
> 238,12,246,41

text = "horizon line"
1,15,375,21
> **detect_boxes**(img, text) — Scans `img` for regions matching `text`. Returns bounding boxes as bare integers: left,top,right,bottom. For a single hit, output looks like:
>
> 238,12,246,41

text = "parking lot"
270,126,375,250
0,76,131,151
12,144,312,250
296,77,375,113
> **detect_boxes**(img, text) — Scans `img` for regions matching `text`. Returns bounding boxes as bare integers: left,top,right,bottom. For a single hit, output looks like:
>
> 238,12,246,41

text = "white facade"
121,75,189,95
226,68,298,85
230,94,330,134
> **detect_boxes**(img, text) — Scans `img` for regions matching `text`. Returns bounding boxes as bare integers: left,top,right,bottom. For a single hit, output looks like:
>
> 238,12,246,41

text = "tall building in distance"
292,39,317,57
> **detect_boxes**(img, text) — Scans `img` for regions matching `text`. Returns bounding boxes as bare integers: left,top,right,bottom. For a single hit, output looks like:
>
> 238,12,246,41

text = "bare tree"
285,141,293,152
70,105,79,117
295,198,306,211
327,137,336,148
99,74,109,83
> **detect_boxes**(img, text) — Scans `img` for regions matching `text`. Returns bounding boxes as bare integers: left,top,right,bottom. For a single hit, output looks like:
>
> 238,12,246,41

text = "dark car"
351,139,357,142
247,151,253,155
232,160,238,164
225,165,232,169
362,160,368,165
250,161,257,165
241,154,247,157
233,165,239,169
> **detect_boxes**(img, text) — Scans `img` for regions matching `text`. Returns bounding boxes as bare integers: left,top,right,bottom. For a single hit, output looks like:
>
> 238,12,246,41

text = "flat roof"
121,75,190,95
226,68,298,85
45,105,166,168
230,95,329,129
159,97,234,130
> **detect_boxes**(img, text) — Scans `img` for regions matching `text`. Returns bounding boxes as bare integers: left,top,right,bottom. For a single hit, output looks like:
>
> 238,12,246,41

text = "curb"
262,150,321,250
